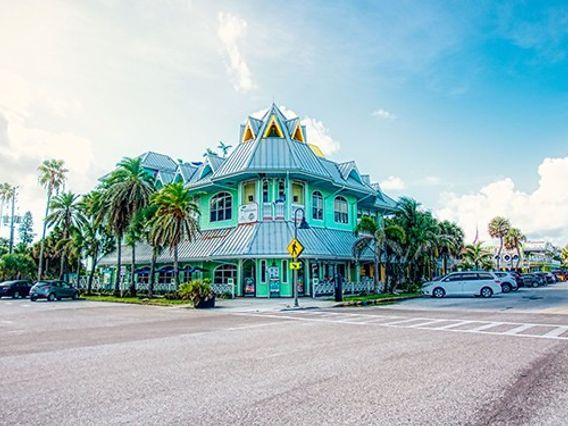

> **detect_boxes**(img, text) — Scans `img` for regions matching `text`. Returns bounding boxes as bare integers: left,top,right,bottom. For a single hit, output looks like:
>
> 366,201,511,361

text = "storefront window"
214,264,237,285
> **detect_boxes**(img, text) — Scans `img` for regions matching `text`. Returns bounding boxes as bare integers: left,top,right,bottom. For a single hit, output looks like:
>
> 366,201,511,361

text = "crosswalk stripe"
543,327,568,338
433,320,475,330
503,324,535,335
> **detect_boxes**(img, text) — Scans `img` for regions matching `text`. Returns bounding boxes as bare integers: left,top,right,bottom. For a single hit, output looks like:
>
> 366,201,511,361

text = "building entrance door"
242,260,256,297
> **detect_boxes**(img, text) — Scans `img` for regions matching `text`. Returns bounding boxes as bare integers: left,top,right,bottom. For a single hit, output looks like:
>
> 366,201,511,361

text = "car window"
446,274,462,282
478,273,494,280
495,273,505,277
461,273,478,281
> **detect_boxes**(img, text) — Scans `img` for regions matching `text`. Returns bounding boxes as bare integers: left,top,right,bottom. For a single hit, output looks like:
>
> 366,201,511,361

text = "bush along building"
99,104,397,298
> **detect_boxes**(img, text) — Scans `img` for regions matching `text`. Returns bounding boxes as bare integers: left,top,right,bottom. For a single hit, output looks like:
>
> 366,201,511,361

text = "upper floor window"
312,191,324,220
243,181,256,204
210,192,232,222
262,179,270,203
292,182,304,204
277,179,286,203
334,196,349,224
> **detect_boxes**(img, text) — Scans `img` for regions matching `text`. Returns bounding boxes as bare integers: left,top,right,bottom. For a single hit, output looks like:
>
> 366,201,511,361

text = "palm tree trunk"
443,255,448,275
114,235,122,297
173,244,179,290
37,189,52,280
516,247,522,270
497,238,503,270
129,244,136,297
87,246,98,295
59,252,66,280
76,253,81,289
149,246,157,298
373,255,380,293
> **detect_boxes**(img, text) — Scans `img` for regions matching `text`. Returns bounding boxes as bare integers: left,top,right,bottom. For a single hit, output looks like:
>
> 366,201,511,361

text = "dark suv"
0,280,33,299
30,281,79,302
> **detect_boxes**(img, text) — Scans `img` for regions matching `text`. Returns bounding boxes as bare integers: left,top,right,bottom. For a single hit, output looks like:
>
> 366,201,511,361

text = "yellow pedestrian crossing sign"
287,238,304,258
290,261,301,270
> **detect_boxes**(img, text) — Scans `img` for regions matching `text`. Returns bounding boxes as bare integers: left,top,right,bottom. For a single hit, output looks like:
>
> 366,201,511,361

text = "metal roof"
140,152,178,172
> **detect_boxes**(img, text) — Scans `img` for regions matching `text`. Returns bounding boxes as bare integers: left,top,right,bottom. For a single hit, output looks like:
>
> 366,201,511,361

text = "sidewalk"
215,297,337,313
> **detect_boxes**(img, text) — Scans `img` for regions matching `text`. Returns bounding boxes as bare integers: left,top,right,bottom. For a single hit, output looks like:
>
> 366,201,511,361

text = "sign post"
288,238,304,308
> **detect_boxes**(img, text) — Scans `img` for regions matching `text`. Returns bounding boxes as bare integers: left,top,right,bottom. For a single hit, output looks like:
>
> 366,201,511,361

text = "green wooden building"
99,104,397,298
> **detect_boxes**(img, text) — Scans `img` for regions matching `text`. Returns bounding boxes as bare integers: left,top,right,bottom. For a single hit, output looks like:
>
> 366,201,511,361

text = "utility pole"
8,186,17,254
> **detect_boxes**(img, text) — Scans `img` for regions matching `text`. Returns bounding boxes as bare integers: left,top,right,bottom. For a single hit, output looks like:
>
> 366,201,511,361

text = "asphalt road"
2,285,568,425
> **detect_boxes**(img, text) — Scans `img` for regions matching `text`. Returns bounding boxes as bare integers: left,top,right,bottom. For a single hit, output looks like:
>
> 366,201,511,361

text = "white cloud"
436,156,568,246
217,12,256,93
251,106,340,156
380,176,406,191
371,108,397,120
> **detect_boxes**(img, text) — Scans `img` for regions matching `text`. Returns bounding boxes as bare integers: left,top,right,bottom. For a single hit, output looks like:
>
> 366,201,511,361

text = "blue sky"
0,0,567,244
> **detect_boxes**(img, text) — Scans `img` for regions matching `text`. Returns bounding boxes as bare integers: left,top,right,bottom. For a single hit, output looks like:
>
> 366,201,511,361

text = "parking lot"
2,284,568,425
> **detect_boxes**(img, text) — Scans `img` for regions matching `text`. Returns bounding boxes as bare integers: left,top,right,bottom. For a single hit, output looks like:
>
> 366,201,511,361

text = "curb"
334,295,422,308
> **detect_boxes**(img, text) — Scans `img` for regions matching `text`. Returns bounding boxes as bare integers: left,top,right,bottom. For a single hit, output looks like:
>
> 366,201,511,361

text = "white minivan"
422,272,502,298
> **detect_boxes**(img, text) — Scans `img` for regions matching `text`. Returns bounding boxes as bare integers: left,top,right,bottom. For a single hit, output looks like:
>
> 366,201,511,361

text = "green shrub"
179,279,214,305
163,291,181,300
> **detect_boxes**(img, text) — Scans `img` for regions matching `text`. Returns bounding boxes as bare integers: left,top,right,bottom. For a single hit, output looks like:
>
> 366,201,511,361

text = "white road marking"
235,312,568,341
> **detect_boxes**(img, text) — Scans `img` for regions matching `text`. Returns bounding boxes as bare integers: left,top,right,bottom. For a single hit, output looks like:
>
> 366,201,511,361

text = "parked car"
422,272,502,298
533,272,553,285
521,273,542,288
493,272,518,293
29,281,79,302
553,270,567,281
0,280,33,299
509,271,524,287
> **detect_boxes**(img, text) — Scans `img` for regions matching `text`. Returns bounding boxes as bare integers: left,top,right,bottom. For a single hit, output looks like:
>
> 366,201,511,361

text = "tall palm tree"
149,182,200,290
45,192,87,279
0,182,13,229
102,158,155,296
504,227,526,270
488,216,511,271
461,242,495,271
125,210,145,297
561,245,568,268
137,204,161,298
37,159,68,280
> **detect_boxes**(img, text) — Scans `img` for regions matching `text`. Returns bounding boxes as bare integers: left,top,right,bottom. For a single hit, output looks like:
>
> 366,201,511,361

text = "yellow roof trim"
263,115,284,138
241,120,256,143
308,143,325,157
292,123,305,142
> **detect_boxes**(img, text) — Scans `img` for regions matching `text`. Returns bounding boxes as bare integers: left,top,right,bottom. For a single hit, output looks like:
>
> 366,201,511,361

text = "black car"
29,281,80,302
0,280,33,299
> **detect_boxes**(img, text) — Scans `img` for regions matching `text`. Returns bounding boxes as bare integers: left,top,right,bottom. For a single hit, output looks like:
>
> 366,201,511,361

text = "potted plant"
179,279,215,308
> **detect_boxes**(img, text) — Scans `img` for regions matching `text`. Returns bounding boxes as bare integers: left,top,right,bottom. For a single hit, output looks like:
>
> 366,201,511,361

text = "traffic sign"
287,238,304,258
290,261,301,270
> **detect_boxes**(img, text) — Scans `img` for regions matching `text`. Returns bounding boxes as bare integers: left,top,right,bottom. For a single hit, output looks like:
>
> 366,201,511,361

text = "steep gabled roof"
140,151,178,172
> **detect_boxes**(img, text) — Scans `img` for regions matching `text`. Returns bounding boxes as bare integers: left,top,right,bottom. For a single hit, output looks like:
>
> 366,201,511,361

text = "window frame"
312,191,324,221
334,196,349,224
214,264,237,285
210,192,233,223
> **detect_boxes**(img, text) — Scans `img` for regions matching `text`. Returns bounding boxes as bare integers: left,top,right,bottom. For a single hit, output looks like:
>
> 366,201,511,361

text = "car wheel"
47,293,56,302
512,286,519,292
72,292,79,300
480,287,493,298
501,284,511,293
30,296,37,302
532,282,538,288
432,287,445,298
12,291,20,299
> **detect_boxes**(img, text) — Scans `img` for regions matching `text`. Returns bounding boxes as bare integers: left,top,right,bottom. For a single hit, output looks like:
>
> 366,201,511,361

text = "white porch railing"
263,202,273,220
312,279,378,298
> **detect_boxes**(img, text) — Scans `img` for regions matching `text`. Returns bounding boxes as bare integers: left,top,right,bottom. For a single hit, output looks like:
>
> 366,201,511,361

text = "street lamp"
293,208,310,308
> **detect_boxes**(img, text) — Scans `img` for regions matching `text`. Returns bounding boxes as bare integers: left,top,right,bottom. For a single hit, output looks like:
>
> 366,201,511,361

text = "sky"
0,0,567,246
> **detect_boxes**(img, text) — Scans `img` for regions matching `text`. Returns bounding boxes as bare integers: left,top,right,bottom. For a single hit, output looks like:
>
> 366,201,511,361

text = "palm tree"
488,216,511,271
504,227,526,270
561,245,568,268
37,159,68,280
217,141,232,158
461,242,495,271
149,182,200,290
354,216,406,293
102,157,155,296
0,182,13,229
125,211,145,297
438,220,465,275
137,204,161,298
45,192,87,279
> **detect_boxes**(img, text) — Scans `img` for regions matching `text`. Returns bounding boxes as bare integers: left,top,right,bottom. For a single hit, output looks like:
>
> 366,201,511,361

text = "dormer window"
334,196,349,224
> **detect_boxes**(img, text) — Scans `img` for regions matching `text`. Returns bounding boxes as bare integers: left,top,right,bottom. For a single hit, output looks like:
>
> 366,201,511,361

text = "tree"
149,182,200,290
504,227,526,270
353,216,406,293
562,245,568,268
461,242,495,271
37,159,68,280
18,211,35,246
217,141,232,158
0,182,12,229
437,220,465,275
45,192,87,279
125,210,145,297
488,216,511,271
0,253,36,280
101,157,155,296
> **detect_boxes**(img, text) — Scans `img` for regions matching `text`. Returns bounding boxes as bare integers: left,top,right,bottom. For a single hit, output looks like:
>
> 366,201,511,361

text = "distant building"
99,104,398,297
493,240,561,271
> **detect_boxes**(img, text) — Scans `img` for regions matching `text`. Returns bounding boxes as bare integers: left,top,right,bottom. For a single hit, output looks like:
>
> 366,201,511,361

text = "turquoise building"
100,104,397,298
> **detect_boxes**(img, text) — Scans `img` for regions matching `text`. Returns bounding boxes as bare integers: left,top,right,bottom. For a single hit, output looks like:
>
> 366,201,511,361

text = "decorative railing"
313,279,379,298
274,202,285,220
211,283,235,298
263,202,273,220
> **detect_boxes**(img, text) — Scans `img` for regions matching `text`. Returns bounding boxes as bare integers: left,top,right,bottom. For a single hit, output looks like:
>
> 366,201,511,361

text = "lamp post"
8,186,17,254
293,207,310,308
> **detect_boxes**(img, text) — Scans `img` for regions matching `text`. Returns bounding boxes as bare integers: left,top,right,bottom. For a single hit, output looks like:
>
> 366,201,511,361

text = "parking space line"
543,327,568,338
407,319,448,328
503,324,535,335
383,318,431,326
431,320,474,330
470,322,502,331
